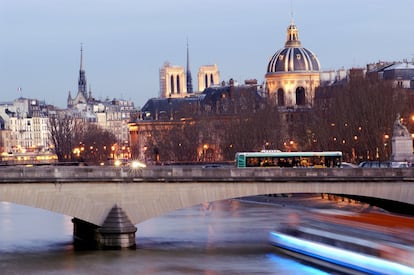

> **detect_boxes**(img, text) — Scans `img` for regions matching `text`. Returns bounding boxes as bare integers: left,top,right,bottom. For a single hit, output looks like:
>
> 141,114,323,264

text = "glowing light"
130,160,146,169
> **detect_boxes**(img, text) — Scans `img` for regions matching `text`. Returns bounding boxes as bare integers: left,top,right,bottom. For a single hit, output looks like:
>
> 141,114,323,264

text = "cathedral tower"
197,64,220,92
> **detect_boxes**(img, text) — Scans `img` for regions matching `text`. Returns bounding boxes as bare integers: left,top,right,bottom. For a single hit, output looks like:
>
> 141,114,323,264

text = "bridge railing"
0,166,413,183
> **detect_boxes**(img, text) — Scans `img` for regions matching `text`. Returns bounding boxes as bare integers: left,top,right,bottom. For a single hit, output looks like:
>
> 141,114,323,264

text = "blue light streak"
269,231,414,275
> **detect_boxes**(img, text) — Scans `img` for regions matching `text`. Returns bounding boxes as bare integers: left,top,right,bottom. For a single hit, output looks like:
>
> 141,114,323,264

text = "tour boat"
269,209,414,274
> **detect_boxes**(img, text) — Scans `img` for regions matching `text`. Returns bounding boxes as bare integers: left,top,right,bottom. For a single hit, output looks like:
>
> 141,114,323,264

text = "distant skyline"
1,0,413,108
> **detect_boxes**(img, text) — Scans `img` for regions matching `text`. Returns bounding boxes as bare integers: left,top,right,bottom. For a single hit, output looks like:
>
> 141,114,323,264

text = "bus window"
247,157,259,167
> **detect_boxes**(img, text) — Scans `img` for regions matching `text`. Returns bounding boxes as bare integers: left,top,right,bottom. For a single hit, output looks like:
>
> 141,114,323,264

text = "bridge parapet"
0,166,413,183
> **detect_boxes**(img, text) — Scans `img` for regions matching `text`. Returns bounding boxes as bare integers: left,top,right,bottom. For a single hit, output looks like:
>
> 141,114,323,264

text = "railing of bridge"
0,165,413,183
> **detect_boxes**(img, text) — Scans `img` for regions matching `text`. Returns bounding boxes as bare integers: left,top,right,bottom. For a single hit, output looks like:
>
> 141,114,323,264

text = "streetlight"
383,134,390,159
203,144,208,161
73,148,80,158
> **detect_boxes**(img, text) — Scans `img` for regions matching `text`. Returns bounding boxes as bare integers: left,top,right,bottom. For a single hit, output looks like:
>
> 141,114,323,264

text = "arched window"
176,75,180,94
295,87,306,105
204,74,208,89
210,74,214,85
170,75,175,94
277,88,285,106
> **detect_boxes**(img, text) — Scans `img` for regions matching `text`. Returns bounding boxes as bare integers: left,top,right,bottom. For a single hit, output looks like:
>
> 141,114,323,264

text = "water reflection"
0,198,339,274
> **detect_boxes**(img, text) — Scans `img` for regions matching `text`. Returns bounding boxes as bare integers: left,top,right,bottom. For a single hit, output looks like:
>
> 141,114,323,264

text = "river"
0,195,353,274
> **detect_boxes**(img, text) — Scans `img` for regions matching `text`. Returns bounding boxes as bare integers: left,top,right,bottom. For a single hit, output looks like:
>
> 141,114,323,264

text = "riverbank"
238,193,381,213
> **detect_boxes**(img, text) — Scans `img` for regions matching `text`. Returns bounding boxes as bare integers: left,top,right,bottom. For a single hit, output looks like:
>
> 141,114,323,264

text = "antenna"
290,0,294,24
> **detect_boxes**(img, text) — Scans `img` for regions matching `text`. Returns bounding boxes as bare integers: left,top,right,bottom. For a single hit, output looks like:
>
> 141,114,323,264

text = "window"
176,75,180,93
296,87,306,105
170,75,175,94
277,88,285,106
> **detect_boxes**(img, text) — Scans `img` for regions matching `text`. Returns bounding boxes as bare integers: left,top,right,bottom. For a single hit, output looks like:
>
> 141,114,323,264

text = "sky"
1,0,414,108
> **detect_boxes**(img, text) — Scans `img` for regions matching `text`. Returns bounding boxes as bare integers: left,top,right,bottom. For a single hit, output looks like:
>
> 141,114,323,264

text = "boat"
269,209,414,274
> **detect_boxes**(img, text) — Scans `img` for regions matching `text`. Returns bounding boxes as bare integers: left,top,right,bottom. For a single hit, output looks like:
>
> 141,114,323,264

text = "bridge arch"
1,166,413,248
0,180,413,226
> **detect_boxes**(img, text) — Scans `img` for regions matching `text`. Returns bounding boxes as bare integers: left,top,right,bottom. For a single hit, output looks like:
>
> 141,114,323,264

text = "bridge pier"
72,205,137,249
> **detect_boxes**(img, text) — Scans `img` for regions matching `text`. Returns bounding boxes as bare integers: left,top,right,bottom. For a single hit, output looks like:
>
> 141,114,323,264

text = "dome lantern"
285,23,301,47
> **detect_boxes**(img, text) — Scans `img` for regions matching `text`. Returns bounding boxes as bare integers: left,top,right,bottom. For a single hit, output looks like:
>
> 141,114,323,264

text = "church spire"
78,43,87,98
80,43,84,71
186,39,193,93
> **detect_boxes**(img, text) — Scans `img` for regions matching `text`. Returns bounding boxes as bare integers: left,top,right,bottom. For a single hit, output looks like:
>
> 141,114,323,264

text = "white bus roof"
236,151,342,157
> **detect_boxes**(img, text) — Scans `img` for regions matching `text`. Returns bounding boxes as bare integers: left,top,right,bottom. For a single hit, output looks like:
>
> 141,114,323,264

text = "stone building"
0,98,51,153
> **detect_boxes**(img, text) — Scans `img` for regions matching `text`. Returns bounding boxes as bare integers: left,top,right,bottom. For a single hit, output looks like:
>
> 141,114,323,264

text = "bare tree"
311,74,408,162
220,102,282,159
49,114,117,165
77,124,118,165
141,120,200,164
49,114,82,162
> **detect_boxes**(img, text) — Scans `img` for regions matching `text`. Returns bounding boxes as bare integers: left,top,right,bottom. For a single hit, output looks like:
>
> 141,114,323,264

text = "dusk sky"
1,0,413,108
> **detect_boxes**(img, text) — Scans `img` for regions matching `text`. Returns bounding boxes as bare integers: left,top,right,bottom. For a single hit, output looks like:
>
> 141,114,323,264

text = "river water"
0,196,348,274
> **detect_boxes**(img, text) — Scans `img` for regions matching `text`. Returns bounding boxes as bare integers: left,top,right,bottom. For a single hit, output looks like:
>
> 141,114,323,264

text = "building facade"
0,98,51,153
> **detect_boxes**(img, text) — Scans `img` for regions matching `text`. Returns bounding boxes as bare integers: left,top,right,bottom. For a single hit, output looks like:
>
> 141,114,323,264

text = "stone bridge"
0,166,413,248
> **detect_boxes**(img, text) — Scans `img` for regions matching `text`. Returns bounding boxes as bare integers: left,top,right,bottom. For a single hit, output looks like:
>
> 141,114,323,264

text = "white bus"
235,151,342,168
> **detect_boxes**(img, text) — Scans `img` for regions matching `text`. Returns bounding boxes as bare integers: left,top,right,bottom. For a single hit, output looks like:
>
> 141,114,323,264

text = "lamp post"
203,144,208,162
384,134,390,160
